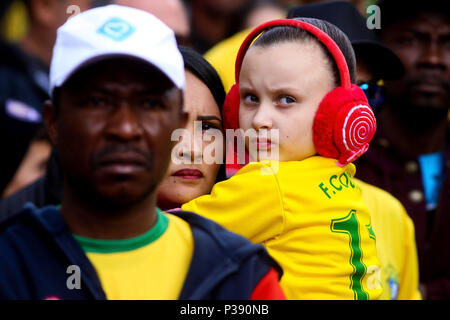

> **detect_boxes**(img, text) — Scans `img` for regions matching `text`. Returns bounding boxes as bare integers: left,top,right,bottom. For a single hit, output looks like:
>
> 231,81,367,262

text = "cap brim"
352,40,404,80
53,53,178,95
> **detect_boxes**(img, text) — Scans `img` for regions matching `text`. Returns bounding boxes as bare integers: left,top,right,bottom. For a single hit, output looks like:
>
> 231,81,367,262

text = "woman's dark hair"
252,17,357,86
178,46,226,111
178,46,227,183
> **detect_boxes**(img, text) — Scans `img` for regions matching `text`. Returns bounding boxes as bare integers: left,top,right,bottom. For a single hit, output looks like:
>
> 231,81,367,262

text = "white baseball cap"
49,4,185,96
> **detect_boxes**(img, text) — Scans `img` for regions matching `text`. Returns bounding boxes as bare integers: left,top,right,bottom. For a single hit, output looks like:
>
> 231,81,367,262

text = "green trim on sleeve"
72,208,168,253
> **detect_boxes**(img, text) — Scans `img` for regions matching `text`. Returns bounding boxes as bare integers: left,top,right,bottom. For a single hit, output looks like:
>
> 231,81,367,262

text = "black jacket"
0,204,283,300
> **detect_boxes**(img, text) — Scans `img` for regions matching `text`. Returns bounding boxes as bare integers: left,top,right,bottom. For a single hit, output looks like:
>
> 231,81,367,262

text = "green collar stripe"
73,208,169,253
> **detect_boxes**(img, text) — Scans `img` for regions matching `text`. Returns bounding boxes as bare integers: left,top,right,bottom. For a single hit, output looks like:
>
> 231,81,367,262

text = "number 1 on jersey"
331,209,369,300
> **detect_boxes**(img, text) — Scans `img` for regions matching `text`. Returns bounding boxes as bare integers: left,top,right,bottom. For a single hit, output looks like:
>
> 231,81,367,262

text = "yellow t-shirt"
73,210,193,300
182,157,383,300
356,179,422,300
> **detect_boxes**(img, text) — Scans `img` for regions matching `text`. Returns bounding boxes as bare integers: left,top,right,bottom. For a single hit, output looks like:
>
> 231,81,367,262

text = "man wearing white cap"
0,5,284,300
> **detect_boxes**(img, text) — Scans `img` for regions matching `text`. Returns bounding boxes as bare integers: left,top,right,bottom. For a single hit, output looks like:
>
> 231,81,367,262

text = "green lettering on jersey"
331,210,369,300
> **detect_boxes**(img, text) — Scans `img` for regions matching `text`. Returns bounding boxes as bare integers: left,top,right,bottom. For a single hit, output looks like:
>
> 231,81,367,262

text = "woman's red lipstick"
172,169,203,180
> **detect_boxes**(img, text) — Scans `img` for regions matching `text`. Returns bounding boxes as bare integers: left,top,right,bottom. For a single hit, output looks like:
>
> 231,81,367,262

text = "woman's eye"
201,121,220,131
279,95,296,105
202,122,213,130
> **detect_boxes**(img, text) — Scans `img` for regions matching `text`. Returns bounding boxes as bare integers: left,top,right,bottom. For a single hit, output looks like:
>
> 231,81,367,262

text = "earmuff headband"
234,19,351,89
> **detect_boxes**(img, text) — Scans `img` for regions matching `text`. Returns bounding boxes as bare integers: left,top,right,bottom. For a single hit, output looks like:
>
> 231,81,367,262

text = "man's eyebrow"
401,29,450,42
197,115,222,122
85,86,171,95
86,86,110,94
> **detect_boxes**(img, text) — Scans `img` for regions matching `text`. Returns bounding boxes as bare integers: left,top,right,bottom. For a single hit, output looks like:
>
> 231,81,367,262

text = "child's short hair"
252,17,357,87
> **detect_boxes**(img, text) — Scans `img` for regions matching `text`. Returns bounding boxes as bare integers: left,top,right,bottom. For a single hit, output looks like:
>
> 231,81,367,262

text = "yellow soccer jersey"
73,210,193,300
356,179,421,300
182,157,383,300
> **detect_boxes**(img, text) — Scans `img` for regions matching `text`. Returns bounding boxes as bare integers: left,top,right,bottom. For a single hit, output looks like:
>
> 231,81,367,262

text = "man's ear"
43,100,58,146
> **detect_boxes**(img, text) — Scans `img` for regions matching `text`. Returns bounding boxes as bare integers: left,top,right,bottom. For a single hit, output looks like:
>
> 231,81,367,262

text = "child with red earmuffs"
182,18,382,300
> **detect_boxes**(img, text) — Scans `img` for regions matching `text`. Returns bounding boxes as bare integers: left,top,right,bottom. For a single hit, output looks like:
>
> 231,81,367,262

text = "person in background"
0,0,14,25
0,0,98,197
0,0,190,221
157,46,227,210
287,1,421,300
2,125,51,198
115,0,191,46
295,0,369,17
185,0,287,53
0,5,285,300
243,1,286,30
355,0,450,299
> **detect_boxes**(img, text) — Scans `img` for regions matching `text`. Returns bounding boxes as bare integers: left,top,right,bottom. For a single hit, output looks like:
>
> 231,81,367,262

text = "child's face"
238,40,335,162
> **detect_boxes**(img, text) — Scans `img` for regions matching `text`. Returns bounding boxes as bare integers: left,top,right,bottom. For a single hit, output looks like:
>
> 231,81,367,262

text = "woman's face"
157,71,223,210
238,40,335,162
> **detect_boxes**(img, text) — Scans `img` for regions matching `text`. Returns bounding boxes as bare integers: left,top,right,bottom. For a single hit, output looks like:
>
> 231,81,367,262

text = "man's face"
380,12,450,113
45,58,184,205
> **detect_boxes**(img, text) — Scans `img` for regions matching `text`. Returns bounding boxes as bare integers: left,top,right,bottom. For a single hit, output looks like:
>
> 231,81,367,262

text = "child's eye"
243,94,259,105
279,95,296,105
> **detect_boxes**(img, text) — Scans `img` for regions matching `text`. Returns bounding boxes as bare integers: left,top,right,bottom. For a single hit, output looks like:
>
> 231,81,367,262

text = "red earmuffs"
223,19,376,172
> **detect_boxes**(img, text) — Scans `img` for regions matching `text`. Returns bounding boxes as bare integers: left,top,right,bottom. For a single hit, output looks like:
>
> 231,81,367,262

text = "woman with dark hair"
182,18,382,299
157,46,226,210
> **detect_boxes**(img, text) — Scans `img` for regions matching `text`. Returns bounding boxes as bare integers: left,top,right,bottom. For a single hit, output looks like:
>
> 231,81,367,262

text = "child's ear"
43,100,58,146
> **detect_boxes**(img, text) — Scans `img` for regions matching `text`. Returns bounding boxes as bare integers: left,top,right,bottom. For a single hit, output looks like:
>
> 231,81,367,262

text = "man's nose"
418,40,447,70
176,125,203,163
105,102,144,141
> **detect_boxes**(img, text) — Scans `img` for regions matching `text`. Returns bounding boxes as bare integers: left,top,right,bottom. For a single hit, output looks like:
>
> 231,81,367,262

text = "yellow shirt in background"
204,29,250,92
356,179,421,300
182,157,383,300
73,210,193,300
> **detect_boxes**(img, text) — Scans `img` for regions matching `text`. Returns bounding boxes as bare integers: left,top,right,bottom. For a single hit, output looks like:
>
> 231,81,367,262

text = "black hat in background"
287,1,404,80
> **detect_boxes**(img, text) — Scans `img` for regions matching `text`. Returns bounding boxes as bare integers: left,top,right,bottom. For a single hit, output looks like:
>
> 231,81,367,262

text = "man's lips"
410,74,447,94
412,82,445,94
172,168,203,180
97,153,148,174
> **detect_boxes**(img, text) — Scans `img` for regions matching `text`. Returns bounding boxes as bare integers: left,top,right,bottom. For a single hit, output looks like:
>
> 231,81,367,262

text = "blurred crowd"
0,0,448,300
